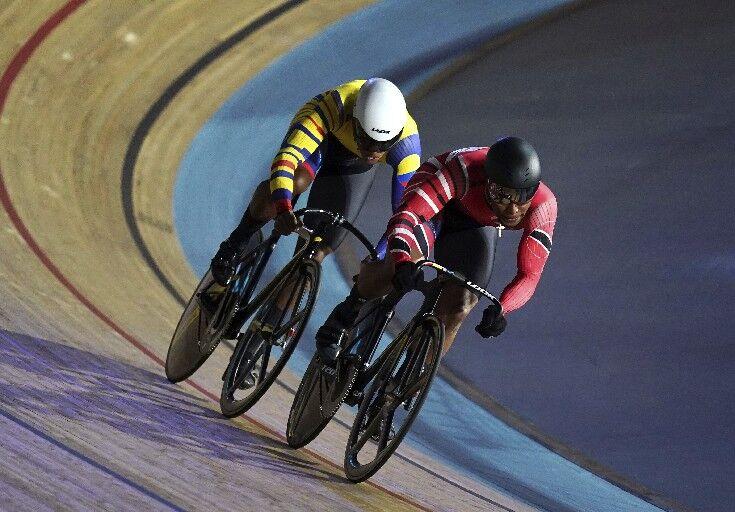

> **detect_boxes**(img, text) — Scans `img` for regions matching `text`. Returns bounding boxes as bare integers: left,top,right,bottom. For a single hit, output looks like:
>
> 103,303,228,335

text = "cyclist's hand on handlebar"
274,211,300,235
475,302,507,338
392,261,423,295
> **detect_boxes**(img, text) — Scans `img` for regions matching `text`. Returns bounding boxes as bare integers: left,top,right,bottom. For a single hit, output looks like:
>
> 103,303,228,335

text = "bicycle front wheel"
343,316,443,482
220,258,320,417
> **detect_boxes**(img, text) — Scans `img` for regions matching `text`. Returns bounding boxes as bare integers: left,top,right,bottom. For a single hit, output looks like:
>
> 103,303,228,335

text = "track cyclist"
316,136,557,360
210,78,422,285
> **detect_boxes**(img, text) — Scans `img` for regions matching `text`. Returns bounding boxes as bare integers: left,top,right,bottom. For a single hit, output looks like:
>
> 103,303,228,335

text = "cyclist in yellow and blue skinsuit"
211,78,422,285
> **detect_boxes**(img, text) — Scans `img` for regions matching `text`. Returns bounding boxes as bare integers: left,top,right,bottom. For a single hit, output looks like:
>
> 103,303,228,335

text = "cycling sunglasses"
354,120,402,153
485,182,537,205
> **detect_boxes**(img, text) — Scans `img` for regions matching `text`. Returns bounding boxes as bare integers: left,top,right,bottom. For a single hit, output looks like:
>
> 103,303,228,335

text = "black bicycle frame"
227,208,379,333
341,259,501,393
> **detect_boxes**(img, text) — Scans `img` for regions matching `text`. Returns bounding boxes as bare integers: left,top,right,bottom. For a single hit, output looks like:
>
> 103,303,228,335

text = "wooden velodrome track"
0,1,536,510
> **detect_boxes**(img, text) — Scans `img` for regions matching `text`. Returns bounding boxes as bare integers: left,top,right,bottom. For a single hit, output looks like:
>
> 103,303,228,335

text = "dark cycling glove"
274,211,300,235
392,261,423,295
475,302,507,338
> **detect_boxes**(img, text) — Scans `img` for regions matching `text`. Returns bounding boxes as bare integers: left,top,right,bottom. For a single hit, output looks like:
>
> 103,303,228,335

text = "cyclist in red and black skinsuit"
316,137,557,360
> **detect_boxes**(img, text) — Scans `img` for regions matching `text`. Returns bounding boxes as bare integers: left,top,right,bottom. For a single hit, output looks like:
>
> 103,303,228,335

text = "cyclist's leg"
211,149,320,285
305,139,379,359
316,217,435,362
433,221,499,354
298,137,376,263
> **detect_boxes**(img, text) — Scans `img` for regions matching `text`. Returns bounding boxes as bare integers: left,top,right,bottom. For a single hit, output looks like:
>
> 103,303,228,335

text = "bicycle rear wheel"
220,258,320,417
165,232,263,383
286,353,360,448
285,354,331,448
343,316,443,482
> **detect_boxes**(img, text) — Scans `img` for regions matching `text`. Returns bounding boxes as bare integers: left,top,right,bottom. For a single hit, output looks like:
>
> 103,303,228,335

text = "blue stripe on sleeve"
284,143,311,159
330,89,345,125
291,124,322,145
397,172,413,185
388,133,422,210
271,170,294,180
270,188,293,201
386,133,421,168
312,103,332,130
303,145,323,173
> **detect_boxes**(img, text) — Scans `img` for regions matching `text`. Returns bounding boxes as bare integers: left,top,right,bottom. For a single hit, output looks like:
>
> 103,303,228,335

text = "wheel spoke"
219,256,322,421
376,409,395,453
353,405,383,452
228,340,263,393
271,308,307,339
257,344,271,385
396,373,430,405
353,423,376,453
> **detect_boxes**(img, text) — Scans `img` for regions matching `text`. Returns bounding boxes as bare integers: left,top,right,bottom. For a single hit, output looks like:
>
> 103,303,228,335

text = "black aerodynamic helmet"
484,136,541,202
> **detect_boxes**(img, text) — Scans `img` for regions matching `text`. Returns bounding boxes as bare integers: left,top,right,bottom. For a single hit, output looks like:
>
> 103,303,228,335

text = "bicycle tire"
220,258,320,417
343,316,443,482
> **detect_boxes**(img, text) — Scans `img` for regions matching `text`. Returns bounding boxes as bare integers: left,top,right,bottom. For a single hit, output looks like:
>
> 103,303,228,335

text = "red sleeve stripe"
273,198,293,213
391,218,415,229
436,169,452,198
390,248,413,264
401,210,421,225
391,227,419,244
425,177,447,206
300,160,316,178
413,169,434,179
402,182,425,196
272,159,296,171
388,234,416,254
306,115,325,137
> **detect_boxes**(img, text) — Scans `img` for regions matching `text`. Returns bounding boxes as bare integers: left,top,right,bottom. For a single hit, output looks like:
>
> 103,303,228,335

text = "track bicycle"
217,209,378,417
286,259,501,482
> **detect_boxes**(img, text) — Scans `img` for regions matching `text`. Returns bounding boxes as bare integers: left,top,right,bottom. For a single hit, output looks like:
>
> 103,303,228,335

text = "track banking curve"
172,2,696,512
0,1,725,512
0,1,533,511
0,2,512,510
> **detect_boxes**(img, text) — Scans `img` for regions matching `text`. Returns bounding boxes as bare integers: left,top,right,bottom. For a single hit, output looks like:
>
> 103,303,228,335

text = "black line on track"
121,0,306,307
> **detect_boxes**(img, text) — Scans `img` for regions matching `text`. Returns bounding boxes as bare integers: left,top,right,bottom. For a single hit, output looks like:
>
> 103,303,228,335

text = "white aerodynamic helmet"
354,78,407,146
